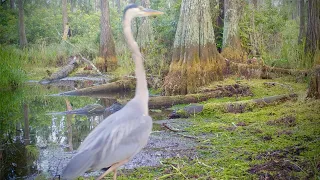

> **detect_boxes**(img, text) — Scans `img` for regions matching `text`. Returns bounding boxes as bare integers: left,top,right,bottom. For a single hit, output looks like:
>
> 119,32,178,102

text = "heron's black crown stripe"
124,4,138,16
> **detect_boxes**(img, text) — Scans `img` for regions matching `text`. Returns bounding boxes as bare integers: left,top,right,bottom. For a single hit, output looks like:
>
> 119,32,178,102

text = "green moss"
149,88,162,95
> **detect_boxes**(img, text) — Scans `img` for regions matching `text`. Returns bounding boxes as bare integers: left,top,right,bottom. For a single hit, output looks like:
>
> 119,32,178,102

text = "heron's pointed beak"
143,8,164,16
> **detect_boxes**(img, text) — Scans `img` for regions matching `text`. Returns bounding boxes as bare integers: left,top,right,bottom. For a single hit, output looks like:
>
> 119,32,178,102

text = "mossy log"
226,60,309,78
149,84,251,109
40,56,80,84
307,65,320,99
175,93,298,116
53,78,135,97
205,93,298,114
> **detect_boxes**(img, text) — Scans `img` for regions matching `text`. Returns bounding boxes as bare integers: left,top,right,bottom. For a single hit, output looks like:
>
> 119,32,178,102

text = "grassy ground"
107,76,319,179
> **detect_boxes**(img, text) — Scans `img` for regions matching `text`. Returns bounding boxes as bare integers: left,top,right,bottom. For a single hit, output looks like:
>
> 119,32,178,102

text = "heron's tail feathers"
61,150,94,180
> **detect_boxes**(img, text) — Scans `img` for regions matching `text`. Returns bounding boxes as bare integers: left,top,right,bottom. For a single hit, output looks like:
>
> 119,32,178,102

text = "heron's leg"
113,169,117,180
96,158,128,180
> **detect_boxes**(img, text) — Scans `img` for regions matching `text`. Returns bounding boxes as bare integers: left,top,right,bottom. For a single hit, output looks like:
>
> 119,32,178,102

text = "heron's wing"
93,115,152,169
77,101,152,169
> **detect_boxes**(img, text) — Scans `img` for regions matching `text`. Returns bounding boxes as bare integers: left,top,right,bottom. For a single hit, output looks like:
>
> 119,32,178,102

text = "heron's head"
124,4,163,19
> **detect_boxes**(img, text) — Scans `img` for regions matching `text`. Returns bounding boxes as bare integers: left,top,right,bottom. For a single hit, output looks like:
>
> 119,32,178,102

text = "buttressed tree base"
163,0,225,95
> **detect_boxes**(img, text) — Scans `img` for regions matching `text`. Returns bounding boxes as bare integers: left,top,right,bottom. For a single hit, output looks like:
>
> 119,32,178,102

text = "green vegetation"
0,45,26,90
240,1,307,68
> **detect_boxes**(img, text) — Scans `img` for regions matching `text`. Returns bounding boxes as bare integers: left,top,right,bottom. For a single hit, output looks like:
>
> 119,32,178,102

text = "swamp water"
0,78,196,179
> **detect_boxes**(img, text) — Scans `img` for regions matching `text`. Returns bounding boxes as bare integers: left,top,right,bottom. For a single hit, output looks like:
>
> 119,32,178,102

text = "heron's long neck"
124,16,149,114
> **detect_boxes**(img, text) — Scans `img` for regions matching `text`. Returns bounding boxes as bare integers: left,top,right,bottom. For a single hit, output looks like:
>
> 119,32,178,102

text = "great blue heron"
61,4,163,180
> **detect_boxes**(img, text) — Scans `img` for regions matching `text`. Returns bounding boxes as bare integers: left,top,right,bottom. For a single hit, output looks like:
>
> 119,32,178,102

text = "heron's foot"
96,158,129,180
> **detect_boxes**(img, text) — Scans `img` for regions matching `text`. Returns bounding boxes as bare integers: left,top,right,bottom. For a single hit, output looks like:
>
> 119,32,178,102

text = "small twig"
80,56,104,76
196,156,212,168
162,123,181,132
176,133,199,140
162,123,198,139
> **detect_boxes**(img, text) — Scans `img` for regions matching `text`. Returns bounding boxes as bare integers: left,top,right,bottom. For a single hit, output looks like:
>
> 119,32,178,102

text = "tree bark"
71,0,76,12
307,65,320,99
62,0,69,40
221,0,246,62
298,0,305,44
249,0,259,56
10,0,15,9
18,0,27,48
163,0,225,95
100,0,117,72
304,0,320,65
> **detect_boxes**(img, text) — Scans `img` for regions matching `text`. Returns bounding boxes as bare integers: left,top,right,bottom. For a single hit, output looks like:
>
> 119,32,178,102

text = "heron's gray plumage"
61,4,162,180
62,99,152,179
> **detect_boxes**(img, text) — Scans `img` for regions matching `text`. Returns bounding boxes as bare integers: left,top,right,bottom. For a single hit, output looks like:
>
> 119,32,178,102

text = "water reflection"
1,79,171,179
0,81,135,179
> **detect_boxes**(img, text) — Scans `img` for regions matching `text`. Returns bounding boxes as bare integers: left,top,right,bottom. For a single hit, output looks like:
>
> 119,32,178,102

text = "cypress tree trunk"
62,0,69,40
298,0,305,44
10,0,14,9
305,0,320,64
163,0,225,95
71,0,76,12
100,0,117,72
307,66,320,99
18,0,27,48
249,0,259,56
221,0,246,62
305,1,320,98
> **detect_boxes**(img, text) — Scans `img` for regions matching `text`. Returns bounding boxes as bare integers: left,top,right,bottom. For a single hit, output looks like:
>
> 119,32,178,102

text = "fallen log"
222,93,298,113
51,78,135,97
174,93,298,116
148,84,252,109
226,60,309,79
40,56,80,84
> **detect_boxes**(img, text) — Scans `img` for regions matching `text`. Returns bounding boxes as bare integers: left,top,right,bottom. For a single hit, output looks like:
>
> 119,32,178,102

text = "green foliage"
0,45,26,90
25,7,62,44
25,145,39,160
68,11,100,58
240,2,304,68
0,89,24,141
0,6,18,44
